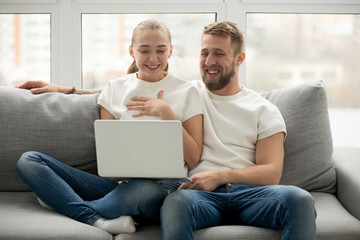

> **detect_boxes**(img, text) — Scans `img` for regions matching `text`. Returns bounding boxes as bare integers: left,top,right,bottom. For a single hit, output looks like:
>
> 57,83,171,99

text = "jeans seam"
264,195,291,239
274,196,291,240
24,153,102,224
40,155,111,198
193,199,223,230
235,196,290,230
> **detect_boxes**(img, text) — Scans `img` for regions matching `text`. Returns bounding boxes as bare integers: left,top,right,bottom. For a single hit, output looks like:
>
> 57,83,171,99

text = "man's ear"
236,51,246,66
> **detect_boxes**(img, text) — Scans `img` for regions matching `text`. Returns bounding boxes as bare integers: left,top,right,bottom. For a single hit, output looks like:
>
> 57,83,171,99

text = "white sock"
93,216,136,235
38,197,135,234
37,197,53,211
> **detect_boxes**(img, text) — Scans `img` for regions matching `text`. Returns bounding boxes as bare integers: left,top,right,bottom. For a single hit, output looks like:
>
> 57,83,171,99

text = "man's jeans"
161,183,316,240
16,151,168,225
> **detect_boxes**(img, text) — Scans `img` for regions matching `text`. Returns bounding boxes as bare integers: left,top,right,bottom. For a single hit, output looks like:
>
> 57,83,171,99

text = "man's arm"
73,89,103,95
179,132,285,191
16,80,102,94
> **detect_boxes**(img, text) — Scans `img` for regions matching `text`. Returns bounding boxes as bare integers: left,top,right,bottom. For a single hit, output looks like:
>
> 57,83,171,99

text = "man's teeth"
208,70,219,74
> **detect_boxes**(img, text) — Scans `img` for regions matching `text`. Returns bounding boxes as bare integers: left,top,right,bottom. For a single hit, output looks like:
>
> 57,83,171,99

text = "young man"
159,21,316,240
17,21,316,240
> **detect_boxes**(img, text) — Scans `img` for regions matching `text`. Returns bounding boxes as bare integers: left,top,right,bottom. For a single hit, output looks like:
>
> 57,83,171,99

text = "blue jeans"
161,183,316,240
16,151,169,225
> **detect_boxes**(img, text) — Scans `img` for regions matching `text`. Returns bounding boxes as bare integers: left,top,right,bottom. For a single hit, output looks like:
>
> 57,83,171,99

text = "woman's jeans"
16,151,169,225
161,183,317,240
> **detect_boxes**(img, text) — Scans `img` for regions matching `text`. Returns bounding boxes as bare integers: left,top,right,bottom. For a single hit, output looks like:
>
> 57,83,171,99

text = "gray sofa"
1,80,360,240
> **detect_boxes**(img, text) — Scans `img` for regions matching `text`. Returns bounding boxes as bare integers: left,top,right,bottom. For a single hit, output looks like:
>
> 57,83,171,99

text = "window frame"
72,1,224,88
0,0,225,88
0,0,359,87
233,0,360,85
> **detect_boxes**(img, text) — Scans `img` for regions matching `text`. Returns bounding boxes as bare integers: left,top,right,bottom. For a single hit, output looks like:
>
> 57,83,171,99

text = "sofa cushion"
261,81,336,193
114,192,360,240
0,87,100,191
313,192,360,239
0,192,112,240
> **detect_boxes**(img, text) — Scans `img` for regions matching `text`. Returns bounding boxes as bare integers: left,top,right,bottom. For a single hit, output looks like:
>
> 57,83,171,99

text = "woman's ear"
168,45,173,58
129,45,135,59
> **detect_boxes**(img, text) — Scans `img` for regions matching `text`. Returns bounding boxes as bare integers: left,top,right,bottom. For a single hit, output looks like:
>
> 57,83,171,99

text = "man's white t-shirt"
189,80,286,177
98,73,203,122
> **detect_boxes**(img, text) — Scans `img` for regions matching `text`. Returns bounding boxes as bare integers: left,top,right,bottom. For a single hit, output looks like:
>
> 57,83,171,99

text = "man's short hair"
203,21,244,55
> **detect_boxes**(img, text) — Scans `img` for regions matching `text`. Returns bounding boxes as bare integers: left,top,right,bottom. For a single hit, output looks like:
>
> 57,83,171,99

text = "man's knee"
280,186,315,215
277,186,316,239
161,189,195,220
285,186,313,204
163,190,192,208
161,190,197,239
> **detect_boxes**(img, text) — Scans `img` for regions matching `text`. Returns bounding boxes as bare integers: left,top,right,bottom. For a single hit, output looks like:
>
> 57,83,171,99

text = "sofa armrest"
334,146,360,221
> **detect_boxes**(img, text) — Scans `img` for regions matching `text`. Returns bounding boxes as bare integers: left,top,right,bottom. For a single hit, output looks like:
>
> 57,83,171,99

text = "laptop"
94,120,191,182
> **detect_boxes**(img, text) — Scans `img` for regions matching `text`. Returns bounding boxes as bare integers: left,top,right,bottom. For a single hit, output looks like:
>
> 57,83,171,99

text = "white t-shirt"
98,72,203,122
189,80,286,177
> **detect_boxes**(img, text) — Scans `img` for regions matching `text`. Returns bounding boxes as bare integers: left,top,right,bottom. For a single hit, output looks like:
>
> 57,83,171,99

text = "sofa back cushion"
0,81,336,193
0,87,100,191
262,81,336,193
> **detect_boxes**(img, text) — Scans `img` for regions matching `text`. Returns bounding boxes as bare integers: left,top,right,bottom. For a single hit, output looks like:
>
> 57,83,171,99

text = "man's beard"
201,63,236,92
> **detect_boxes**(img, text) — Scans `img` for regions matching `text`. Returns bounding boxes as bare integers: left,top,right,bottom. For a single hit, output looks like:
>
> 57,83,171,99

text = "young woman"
16,20,203,235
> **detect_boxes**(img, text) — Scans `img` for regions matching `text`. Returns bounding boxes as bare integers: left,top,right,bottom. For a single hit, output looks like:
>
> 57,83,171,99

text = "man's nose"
205,54,216,66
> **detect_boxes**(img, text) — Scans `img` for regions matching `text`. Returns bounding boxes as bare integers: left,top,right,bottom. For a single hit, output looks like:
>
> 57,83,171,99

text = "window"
1,0,359,148
246,13,360,147
82,13,215,89
0,14,51,87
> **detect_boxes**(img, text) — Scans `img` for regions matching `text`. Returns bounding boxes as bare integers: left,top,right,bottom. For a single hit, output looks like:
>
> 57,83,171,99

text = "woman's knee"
124,180,169,222
16,151,42,175
126,179,168,206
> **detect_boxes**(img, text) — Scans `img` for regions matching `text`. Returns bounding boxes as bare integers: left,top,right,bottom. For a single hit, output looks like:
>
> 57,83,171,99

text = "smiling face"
129,29,173,82
200,34,238,91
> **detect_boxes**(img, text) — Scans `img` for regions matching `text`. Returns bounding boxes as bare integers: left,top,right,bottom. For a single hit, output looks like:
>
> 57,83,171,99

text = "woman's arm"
181,114,203,168
126,91,203,168
100,106,116,120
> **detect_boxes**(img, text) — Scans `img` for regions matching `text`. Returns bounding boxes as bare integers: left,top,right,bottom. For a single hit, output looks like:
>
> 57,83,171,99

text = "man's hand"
126,90,176,120
16,80,70,94
178,171,222,192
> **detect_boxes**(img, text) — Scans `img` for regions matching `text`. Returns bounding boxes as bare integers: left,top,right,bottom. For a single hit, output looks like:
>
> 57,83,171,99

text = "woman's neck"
136,72,167,82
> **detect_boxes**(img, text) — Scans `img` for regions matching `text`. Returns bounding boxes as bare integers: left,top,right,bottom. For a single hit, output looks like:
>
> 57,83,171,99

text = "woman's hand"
127,90,203,168
16,80,71,94
126,90,176,120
